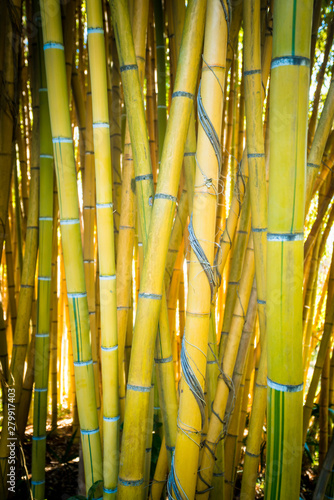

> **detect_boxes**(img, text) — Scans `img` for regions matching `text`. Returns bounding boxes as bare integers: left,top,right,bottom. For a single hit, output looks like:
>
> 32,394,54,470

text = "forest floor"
10,418,80,500
5,419,319,499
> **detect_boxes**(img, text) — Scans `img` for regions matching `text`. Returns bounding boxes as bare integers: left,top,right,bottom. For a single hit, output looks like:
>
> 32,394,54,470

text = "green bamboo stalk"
50,193,58,430
154,0,167,162
31,28,54,498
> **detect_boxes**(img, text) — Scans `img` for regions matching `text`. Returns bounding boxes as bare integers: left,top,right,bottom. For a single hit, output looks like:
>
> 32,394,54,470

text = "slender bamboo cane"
31,31,54,498
116,0,149,422
40,0,103,491
171,0,197,216
17,293,36,440
265,2,313,497
303,243,334,446
306,76,334,212
0,303,8,387
308,17,334,147
219,186,251,361
110,35,122,243
313,435,334,500
196,235,255,498
243,0,267,346
150,435,168,500
309,0,322,76
164,190,189,290
5,219,17,336
50,195,58,430
320,349,330,469
303,237,322,385
0,17,38,492
0,2,19,257
224,283,257,499
86,0,119,494
154,0,167,162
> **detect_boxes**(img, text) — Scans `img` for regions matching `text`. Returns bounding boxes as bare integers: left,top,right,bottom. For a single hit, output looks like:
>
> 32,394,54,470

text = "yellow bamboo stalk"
50,196,58,430
164,190,189,290
236,335,256,472
308,17,334,147
82,71,100,417
306,76,334,212
110,35,122,243
168,240,184,380
31,31,54,497
116,0,149,421
219,187,251,361
196,235,255,497
243,0,267,346
303,243,334,445
86,0,119,494
149,435,168,500
40,0,103,491
111,0,206,495
168,3,228,498
303,233,322,379
265,2,313,497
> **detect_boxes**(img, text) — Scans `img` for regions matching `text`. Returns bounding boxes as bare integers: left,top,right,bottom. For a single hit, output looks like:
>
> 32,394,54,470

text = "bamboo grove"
1,0,334,498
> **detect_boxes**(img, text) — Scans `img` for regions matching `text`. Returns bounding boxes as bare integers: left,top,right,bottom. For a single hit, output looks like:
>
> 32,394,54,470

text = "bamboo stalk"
197,235,255,497
40,0,103,491
243,0,267,346
111,0,206,495
31,30,54,498
86,0,119,494
265,2,313,497
303,243,334,446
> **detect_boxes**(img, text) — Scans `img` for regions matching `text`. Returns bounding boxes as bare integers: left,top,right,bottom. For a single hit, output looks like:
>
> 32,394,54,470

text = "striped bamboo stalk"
31,31,54,498
265,3,313,497
40,0,103,491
